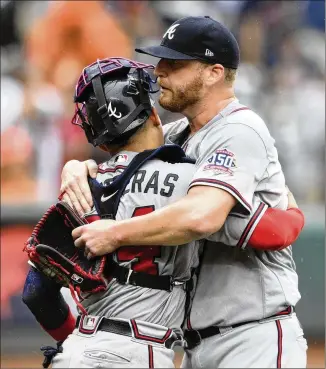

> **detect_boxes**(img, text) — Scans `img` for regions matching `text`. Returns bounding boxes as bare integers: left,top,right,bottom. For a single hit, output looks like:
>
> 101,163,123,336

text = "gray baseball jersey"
163,99,301,329
81,151,200,330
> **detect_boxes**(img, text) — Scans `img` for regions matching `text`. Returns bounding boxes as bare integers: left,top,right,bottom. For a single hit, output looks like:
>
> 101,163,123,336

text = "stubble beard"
158,74,204,113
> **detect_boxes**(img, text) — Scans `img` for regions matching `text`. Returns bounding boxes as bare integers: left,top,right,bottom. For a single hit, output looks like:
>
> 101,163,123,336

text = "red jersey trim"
189,178,251,214
237,202,268,249
276,320,283,368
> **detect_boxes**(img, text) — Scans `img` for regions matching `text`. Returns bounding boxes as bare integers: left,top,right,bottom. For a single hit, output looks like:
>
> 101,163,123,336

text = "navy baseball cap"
135,16,240,69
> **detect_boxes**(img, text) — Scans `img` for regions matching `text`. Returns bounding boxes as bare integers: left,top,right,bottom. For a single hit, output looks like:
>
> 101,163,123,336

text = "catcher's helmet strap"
92,76,115,136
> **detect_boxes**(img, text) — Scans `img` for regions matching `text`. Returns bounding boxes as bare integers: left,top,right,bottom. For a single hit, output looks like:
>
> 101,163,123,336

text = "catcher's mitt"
24,201,108,297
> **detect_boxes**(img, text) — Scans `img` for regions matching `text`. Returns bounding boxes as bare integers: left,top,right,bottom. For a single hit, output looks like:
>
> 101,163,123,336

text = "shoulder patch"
203,148,236,175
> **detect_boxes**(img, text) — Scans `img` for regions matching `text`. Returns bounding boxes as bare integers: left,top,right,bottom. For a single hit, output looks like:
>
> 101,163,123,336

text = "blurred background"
1,0,324,367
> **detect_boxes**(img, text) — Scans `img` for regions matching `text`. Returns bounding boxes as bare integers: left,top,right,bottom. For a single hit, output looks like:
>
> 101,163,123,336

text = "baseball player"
23,57,304,369
66,17,307,368
24,58,199,368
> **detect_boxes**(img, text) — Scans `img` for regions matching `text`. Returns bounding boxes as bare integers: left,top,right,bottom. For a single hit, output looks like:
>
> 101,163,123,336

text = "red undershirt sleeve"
248,208,305,250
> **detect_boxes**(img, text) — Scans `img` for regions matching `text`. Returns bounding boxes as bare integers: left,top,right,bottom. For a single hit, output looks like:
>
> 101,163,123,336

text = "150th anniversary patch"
203,148,237,175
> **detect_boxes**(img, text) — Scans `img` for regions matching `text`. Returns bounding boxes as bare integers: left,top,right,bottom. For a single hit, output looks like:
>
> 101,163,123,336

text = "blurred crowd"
1,0,325,205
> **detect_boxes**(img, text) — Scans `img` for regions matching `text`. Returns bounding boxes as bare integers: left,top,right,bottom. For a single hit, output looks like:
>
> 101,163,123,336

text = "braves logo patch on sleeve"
203,148,236,175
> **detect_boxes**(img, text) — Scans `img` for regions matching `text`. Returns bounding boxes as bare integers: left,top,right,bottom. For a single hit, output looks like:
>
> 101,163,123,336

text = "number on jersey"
116,206,161,275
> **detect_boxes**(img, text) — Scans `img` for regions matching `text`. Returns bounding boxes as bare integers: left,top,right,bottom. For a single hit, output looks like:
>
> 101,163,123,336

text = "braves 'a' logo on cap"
163,24,180,40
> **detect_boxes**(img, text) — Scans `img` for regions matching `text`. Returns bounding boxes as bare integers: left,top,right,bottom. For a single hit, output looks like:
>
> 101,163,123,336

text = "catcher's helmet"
72,57,158,147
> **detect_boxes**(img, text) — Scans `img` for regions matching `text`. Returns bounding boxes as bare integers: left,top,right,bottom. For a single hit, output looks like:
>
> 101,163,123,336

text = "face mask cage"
71,57,158,128
72,102,102,146
74,57,157,100
72,102,87,127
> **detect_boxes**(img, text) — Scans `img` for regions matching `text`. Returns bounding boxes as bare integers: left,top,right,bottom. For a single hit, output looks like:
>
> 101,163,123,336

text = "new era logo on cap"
205,49,214,57
135,16,240,69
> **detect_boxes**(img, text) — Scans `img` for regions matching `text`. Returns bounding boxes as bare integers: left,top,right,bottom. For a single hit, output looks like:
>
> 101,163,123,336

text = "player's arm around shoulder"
72,120,272,256
116,122,267,242
72,170,237,257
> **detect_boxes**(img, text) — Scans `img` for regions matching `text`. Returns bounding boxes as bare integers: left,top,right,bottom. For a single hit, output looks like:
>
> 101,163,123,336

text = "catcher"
22,57,304,368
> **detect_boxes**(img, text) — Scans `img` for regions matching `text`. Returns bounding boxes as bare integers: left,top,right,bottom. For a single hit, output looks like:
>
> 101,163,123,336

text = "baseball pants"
52,316,181,368
182,313,307,368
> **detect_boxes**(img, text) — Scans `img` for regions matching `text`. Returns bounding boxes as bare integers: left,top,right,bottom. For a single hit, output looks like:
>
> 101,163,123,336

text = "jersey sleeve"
189,123,269,216
206,196,268,247
207,195,305,250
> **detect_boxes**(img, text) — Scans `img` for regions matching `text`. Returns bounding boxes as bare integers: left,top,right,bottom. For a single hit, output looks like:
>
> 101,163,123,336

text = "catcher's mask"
71,57,158,147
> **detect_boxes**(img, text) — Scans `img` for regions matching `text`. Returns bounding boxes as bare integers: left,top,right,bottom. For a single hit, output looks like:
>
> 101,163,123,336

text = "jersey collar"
165,99,243,145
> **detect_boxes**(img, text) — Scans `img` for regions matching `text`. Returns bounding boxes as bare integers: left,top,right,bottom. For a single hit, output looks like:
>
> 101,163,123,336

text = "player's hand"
72,220,118,258
286,186,298,209
59,159,98,217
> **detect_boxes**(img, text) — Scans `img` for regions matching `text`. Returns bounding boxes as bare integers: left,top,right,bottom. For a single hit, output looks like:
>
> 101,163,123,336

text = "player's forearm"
41,309,76,342
114,200,204,246
22,267,75,341
114,186,236,247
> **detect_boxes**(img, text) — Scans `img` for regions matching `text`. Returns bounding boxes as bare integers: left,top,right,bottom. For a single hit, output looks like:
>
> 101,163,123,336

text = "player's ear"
149,107,162,127
205,63,224,86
